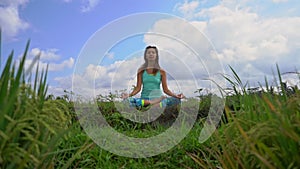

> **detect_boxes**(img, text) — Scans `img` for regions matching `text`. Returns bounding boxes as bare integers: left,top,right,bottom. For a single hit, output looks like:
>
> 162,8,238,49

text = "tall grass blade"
25,52,40,76
0,28,2,70
61,141,95,169
264,76,269,93
33,61,39,96
2,41,30,116
229,65,243,87
0,38,73,168
276,64,288,101
0,51,14,130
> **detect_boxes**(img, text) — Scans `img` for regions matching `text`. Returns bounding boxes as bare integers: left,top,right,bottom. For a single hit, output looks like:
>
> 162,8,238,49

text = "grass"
194,65,300,169
0,39,72,168
0,37,299,168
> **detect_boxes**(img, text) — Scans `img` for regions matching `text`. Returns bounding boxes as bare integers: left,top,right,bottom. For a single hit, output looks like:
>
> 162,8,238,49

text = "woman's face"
145,48,157,61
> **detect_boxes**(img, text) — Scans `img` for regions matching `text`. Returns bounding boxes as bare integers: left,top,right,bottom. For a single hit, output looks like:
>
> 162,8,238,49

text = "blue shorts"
160,97,181,107
128,97,145,108
124,97,181,108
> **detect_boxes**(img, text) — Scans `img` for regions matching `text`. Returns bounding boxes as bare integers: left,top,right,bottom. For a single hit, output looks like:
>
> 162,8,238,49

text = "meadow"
0,40,299,169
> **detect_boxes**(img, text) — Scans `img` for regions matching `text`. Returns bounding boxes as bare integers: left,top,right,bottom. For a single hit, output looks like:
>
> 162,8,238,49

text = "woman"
122,45,184,108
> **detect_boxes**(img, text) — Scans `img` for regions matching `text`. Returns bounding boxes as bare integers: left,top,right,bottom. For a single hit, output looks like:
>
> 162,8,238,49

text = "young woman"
122,46,185,108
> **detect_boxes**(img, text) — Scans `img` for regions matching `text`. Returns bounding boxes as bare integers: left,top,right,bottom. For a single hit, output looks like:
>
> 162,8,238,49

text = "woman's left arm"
161,69,184,99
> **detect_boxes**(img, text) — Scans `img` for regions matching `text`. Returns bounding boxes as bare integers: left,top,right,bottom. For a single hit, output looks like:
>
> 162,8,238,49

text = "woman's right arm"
129,69,143,97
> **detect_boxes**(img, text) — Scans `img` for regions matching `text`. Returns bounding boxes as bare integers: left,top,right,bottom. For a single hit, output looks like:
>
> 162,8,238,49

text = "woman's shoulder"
137,67,145,75
159,68,166,75
137,67,143,71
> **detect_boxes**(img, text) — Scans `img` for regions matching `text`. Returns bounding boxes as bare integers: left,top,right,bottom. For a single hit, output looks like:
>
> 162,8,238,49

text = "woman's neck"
147,61,155,68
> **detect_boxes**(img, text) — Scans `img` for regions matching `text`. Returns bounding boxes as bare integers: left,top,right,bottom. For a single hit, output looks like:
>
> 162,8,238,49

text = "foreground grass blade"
0,39,73,168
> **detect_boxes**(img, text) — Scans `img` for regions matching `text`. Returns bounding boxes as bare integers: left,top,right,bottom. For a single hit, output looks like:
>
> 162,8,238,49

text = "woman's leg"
147,96,167,105
158,97,181,108
121,93,166,107
136,96,166,107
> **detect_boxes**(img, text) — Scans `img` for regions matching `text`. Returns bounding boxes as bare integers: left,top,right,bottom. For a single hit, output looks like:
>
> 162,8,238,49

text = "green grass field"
1,40,299,169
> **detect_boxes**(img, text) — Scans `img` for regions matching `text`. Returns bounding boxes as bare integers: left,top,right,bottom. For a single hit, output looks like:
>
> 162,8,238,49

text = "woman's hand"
176,93,185,99
121,93,129,99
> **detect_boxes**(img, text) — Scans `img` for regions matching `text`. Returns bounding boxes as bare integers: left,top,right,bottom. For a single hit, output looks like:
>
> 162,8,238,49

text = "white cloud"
0,0,28,6
175,0,200,19
72,57,142,98
30,48,61,61
0,0,29,40
147,0,300,91
81,0,101,12
24,48,74,72
47,85,70,98
53,0,300,98
63,0,101,12
105,52,114,59
58,57,203,99
196,5,300,74
61,0,100,12
24,57,74,72
48,57,74,71
219,0,251,10
143,17,226,96
272,0,288,3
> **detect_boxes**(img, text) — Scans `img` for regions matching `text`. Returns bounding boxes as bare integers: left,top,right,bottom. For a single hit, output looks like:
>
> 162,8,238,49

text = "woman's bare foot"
149,95,167,105
160,95,167,100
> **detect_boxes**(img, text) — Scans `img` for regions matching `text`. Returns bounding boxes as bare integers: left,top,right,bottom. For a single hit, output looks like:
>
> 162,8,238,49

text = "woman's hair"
139,46,161,74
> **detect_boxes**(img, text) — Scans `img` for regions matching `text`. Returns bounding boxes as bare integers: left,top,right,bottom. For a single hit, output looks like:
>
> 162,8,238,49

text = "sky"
1,0,300,98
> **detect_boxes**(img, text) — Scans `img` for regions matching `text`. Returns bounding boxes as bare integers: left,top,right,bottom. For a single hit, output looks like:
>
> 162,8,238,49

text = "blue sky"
1,0,300,97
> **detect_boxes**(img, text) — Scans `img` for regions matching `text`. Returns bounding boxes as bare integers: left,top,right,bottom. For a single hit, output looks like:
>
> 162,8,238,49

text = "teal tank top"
141,70,162,99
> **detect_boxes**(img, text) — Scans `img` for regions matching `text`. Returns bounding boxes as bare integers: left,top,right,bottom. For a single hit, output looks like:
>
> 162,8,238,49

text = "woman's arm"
160,69,184,99
129,69,143,97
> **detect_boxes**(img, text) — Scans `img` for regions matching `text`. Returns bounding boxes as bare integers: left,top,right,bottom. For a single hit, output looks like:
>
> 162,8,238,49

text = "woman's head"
143,46,160,69
144,46,158,62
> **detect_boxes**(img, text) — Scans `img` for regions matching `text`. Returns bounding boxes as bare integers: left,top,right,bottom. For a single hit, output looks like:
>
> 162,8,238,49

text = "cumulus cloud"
143,17,226,97
69,57,143,99
172,1,300,87
62,0,100,12
105,52,115,59
29,48,61,61
272,0,288,3
59,54,202,99
81,0,101,12
66,21,218,99
0,0,29,40
24,48,74,72
54,0,300,98
200,5,299,73
0,0,28,7
48,57,74,71
175,0,200,19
